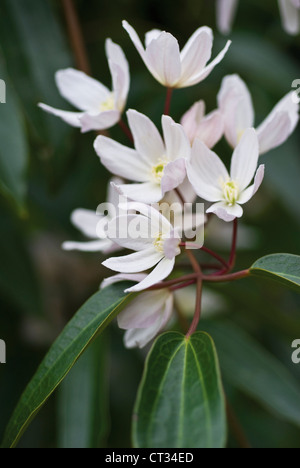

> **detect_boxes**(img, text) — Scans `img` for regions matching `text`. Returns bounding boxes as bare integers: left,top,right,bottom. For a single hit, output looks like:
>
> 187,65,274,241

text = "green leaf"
57,333,110,448
202,321,300,428
1,282,133,449
133,331,226,448
250,254,300,292
0,60,28,209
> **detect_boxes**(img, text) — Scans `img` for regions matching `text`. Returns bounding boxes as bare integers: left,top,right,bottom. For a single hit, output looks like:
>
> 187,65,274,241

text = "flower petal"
115,182,163,204
145,29,163,47
125,257,175,292
230,128,259,191
179,27,213,85
94,135,150,182
38,104,84,128
238,164,265,204
127,109,165,164
70,209,101,238
105,39,130,109
278,0,300,35
145,32,182,87
180,100,206,142
218,74,255,148
122,20,147,63
80,110,120,133
161,159,187,195
162,115,191,161
55,68,110,112
62,239,117,252
216,0,239,34
256,92,299,155
194,110,224,148
207,201,243,222
187,139,228,201
103,248,163,274
106,214,155,251
101,273,147,289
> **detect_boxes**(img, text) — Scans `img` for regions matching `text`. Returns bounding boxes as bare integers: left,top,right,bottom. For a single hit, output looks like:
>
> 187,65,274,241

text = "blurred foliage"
0,0,299,448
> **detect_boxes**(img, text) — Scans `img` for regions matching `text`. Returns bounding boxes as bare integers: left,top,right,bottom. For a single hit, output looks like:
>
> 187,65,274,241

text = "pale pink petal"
125,257,175,292
105,39,130,108
127,109,165,164
179,28,213,85
163,233,181,260
238,165,265,204
181,40,231,88
115,182,163,204
278,0,300,35
145,29,163,47
176,178,197,203
291,0,300,8
187,139,228,202
181,101,206,142
94,135,150,182
161,159,187,195
145,32,182,87
230,128,259,191
195,110,224,148
103,248,163,274
207,201,243,222
162,115,191,161
38,104,83,128
80,110,120,133
55,68,109,112
218,74,254,148
216,0,239,34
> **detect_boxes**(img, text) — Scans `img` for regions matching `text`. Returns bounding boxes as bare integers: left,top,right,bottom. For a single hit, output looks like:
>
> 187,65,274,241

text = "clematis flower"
187,128,265,222
181,100,224,148
101,273,174,348
278,0,300,35
216,0,239,35
122,20,231,89
63,178,122,253
218,74,299,155
102,202,181,292
94,109,190,203
39,39,129,133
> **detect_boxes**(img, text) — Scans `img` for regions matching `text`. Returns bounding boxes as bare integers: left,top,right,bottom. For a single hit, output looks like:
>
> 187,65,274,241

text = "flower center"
153,233,165,253
223,180,239,206
151,158,169,184
237,129,245,143
100,93,115,112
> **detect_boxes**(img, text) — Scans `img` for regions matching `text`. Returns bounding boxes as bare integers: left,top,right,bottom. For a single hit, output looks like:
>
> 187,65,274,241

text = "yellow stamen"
151,158,169,184
100,93,115,112
222,180,239,206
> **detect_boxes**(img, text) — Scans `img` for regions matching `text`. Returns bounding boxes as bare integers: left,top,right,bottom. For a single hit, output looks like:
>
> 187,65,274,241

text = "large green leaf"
133,332,226,448
203,321,300,428
0,60,28,208
1,282,133,449
250,254,300,292
57,333,110,448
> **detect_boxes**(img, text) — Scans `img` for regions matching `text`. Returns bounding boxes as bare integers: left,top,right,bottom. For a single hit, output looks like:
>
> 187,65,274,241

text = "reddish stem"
164,88,173,115
202,269,250,283
228,218,238,272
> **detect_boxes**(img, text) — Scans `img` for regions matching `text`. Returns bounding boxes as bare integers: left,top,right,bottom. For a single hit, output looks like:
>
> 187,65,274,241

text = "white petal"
238,164,265,204
194,110,224,148
161,159,187,195
103,248,163,274
80,110,120,133
176,178,197,204
118,201,172,235
94,135,150,182
116,182,163,203
180,100,206,142
127,109,165,164
145,32,182,87
179,27,213,85
125,257,175,292
216,0,239,34
70,208,102,238
162,115,191,161
101,273,147,289
55,68,109,112
291,0,300,8
105,39,130,108
257,92,299,155
180,40,231,88
62,239,116,252
230,128,259,191
38,104,83,128
218,74,255,148
278,0,300,35
187,139,228,201
145,29,163,47
163,233,181,260
122,21,147,63
106,214,155,251
118,289,170,329
207,201,243,222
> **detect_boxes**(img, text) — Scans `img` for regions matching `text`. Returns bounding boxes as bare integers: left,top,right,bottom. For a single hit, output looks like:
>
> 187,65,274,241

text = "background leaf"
250,254,300,291
133,331,226,448
1,282,133,449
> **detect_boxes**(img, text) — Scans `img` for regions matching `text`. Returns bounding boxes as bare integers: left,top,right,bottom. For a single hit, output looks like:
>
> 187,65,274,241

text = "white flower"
101,273,173,348
39,39,129,132
102,203,181,292
94,109,190,203
122,20,231,89
181,100,224,148
63,178,122,253
216,0,239,35
278,0,300,35
218,74,299,155
187,128,265,222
